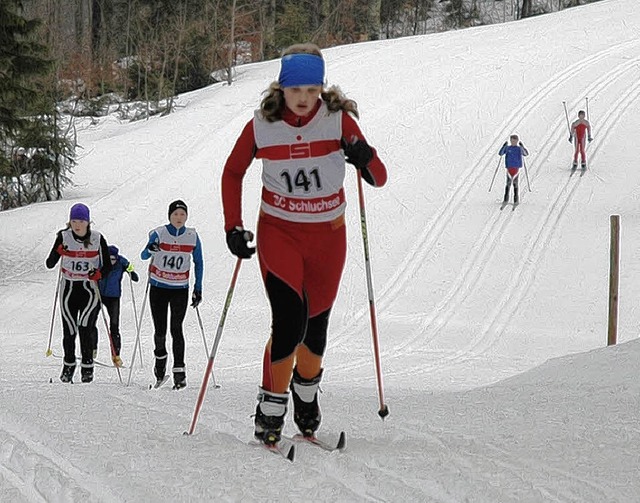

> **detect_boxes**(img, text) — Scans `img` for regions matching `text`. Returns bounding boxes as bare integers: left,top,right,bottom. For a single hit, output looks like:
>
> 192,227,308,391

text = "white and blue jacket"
141,224,203,290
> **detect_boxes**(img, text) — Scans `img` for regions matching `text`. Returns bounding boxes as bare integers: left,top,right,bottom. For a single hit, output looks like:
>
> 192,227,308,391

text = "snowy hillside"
1,0,640,500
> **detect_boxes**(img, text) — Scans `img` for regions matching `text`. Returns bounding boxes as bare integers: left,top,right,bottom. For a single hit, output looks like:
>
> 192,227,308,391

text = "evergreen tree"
0,0,47,147
0,0,74,209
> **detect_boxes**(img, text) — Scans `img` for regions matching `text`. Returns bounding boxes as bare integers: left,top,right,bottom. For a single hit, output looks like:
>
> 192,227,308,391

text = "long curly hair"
260,43,359,122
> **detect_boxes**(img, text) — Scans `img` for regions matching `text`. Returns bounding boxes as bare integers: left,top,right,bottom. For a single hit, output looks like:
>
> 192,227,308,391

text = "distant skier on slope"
498,134,529,206
221,43,387,446
95,245,139,367
45,203,112,383
569,110,592,170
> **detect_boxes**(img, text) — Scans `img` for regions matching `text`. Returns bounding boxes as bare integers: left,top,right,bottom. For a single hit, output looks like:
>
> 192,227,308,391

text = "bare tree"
227,0,237,85
521,0,534,18
367,0,382,40
167,0,188,112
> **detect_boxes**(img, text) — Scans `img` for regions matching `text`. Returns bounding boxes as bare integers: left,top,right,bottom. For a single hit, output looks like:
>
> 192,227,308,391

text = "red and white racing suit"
221,100,387,393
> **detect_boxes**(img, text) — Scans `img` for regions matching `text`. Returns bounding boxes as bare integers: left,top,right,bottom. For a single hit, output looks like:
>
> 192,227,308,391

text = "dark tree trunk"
91,0,101,56
521,0,534,18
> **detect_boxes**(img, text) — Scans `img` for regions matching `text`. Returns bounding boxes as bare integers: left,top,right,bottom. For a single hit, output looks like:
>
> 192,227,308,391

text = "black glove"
342,137,373,170
191,289,202,308
226,227,255,259
147,242,160,253
518,141,523,147
568,135,572,143
130,271,139,282
588,136,593,143
503,141,508,147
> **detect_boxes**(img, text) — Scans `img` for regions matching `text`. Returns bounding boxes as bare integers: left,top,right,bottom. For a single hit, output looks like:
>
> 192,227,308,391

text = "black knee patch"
303,309,330,356
266,273,307,362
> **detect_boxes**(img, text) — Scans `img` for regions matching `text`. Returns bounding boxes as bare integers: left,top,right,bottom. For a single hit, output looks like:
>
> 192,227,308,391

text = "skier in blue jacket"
96,245,139,366
498,134,529,205
140,200,204,389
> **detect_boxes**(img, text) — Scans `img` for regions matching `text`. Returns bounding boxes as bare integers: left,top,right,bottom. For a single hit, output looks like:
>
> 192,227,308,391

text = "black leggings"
96,296,121,355
60,279,100,366
266,273,330,362
505,172,519,189
149,286,188,368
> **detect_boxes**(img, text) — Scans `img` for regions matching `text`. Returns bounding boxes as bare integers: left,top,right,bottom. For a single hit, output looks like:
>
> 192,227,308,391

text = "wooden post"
607,215,620,346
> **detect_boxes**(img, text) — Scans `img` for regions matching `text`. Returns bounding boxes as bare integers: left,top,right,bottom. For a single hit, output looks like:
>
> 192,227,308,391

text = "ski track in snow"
0,416,120,502
415,51,640,371
330,37,640,349
332,39,640,379
3,2,640,501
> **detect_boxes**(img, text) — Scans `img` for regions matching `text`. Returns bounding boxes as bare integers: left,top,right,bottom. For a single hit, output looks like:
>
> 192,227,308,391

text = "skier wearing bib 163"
45,203,112,383
498,134,529,205
569,110,592,170
221,43,388,445
95,245,139,366
141,200,203,390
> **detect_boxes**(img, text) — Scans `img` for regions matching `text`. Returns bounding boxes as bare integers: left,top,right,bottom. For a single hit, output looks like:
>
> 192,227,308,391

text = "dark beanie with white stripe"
168,200,188,219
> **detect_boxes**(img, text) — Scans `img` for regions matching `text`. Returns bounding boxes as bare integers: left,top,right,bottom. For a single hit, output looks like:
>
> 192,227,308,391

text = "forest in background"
23,0,602,103
0,0,601,209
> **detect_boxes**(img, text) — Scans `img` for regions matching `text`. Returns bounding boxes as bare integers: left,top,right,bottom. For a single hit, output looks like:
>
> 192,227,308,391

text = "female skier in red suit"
221,43,387,445
570,110,593,169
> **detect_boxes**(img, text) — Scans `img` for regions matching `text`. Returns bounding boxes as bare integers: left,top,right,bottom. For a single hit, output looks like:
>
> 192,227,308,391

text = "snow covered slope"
1,0,639,500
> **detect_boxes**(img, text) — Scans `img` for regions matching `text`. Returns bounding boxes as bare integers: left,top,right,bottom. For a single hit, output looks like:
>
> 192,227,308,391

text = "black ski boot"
513,186,519,205
173,367,187,390
81,365,94,383
60,362,76,383
572,160,578,169
581,162,587,170
154,354,167,386
290,368,323,437
254,388,288,446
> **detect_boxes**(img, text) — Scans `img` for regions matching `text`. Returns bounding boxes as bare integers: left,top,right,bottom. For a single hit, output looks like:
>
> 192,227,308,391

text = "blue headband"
278,53,325,88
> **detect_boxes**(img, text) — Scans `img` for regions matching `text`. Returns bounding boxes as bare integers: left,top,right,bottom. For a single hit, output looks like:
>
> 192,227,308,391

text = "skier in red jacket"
221,42,387,446
569,110,592,170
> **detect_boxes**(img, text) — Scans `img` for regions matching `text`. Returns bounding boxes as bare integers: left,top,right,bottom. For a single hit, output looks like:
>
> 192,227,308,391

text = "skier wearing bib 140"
498,134,529,205
140,200,203,390
221,43,388,446
45,203,112,383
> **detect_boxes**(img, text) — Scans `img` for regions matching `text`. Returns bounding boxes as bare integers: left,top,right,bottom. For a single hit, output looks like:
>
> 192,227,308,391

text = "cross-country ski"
149,376,170,389
250,439,296,462
288,431,347,452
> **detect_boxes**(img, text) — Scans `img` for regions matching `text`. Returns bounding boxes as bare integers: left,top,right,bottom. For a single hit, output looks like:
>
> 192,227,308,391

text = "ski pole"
488,155,502,192
523,158,532,192
127,277,150,386
46,265,63,356
128,274,144,368
185,258,242,436
195,306,219,388
585,96,594,148
356,170,389,419
93,283,123,384
563,101,571,137
586,96,590,121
